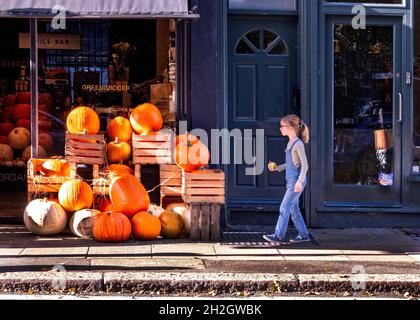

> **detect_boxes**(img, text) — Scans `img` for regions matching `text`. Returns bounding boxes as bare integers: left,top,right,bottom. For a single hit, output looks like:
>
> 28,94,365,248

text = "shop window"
413,1,420,174
229,0,296,11
235,29,288,55
325,0,403,4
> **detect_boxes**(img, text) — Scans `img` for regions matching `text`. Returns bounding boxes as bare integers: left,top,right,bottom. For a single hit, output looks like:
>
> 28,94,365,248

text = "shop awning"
0,0,199,19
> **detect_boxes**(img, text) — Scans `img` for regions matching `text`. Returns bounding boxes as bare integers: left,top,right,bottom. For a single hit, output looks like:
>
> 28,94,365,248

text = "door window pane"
333,25,394,186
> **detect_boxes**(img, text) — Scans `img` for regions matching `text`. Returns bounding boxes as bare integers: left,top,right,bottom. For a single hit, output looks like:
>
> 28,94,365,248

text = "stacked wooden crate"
27,158,71,201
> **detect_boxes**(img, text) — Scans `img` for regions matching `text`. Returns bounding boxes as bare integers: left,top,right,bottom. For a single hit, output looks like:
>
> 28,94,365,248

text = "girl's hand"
268,161,277,172
294,181,303,193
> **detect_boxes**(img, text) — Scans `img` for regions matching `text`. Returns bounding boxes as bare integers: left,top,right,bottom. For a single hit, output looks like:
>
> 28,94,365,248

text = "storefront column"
29,18,38,157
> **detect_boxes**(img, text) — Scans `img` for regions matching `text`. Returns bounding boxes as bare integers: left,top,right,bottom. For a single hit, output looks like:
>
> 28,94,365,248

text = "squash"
13,104,31,121
58,179,93,212
0,144,14,161
40,159,70,177
0,122,15,136
8,127,30,150
166,203,191,235
70,209,101,238
16,92,30,104
66,106,100,134
22,145,47,162
107,116,132,142
15,119,31,131
23,199,67,236
92,211,132,243
129,103,163,134
174,138,210,172
109,175,150,218
39,133,54,151
131,211,161,241
159,210,184,239
148,204,165,218
106,138,131,163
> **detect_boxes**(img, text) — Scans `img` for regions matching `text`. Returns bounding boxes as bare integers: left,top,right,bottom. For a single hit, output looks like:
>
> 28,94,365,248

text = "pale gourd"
22,145,47,162
70,209,101,238
0,144,14,162
23,199,67,236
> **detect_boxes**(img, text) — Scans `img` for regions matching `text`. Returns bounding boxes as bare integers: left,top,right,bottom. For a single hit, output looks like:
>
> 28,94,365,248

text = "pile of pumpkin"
0,92,54,166
24,162,190,242
67,102,211,171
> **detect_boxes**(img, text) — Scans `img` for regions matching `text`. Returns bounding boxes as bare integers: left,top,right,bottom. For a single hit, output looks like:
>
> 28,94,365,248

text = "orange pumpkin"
174,139,210,172
175,133,200,146
16,92,30,104
107,116,133,142
109,175,150,218
159,210,184,239
92,211,132,243
106,138,131,163
3,94,16,107
103,203,115,212
39,133,54,151
13,104,31,121
15,119,30,131
66,106,100,134
129,103,163,134
104,164,133,177
58,180,93,212
41,159,70,177
131,211,161,241
97,197,112,212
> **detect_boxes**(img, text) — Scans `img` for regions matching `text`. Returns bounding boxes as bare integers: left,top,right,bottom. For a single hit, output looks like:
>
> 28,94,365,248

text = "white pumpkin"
70,209,100,238
8,127,30,150
0,144,14,161
148,204,165,217
23,199,67,236
22,145,47,162
166,203,191,234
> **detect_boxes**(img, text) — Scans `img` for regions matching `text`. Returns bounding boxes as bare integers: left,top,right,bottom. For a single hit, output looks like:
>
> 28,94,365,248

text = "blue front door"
227,17,298,209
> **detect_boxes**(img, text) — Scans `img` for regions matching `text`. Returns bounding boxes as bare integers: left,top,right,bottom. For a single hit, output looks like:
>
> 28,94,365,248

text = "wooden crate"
27,158,71,201
132,132,173,165
182,169,225,204
160,164,182,197
65,132,106,166
190,203,221,241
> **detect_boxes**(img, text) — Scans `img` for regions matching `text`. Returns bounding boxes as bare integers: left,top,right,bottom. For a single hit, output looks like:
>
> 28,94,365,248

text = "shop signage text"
19,33,81,50
82,84,131,93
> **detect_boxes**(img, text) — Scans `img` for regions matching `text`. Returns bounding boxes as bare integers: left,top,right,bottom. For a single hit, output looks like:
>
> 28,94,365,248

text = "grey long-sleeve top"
276,140,309,185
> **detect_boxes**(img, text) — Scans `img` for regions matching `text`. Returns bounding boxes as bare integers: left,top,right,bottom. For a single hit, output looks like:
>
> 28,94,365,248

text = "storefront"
0,0,198,221
1,0,420,229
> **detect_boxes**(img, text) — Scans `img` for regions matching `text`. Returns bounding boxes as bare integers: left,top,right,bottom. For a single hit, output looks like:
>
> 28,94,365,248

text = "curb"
0,272,418,295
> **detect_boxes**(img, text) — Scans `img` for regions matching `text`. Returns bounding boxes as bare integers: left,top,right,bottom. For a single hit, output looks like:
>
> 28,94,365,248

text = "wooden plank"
210,204,221,241
132,142,171,149
65,156,105,165
133,149,171,157
160,186,182,196
134,164,141,179
28,185,61,193
183,195,225,204
66,140,105,151
183,180,224,187
160,164,181,172
28,177,70,184
184,188,225,196
66,132,105,142
200,204,210,241
133,156,172,165
132,133,172,142
190,204,200,241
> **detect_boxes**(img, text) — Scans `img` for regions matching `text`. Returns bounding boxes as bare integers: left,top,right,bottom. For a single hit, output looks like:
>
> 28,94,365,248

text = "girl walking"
264,115,310,244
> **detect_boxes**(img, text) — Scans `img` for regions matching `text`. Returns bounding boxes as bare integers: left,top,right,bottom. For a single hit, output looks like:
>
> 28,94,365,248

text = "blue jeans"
274,181,309,239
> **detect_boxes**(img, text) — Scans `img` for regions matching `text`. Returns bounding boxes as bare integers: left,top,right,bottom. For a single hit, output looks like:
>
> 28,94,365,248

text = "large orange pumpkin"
174,139,210,172
104,164,133,177
15,119,30,131
0,122,15,136
129,103,163,134
40,159,70,177
8,127,30,150
159,210,184,239
109,175,150,218
39,133,54,151
16,92,30,104
92,211,132,243
131,211,161,241
3,94,16,107
13,104,31,121
58,180,93,212
107,116,132,142
106,138,131,163
66,106,100,134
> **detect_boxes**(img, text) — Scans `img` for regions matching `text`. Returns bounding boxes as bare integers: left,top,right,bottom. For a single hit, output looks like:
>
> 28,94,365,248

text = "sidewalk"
0,225,418,296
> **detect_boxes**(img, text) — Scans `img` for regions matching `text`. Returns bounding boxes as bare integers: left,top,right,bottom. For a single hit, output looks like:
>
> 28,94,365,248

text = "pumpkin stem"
114,137,119,144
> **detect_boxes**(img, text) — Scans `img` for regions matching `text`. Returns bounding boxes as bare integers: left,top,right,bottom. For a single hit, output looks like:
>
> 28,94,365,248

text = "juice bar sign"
19,33,81,50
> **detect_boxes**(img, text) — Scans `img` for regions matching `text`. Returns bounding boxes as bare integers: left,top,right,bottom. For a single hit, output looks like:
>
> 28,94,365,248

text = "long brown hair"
281,114,310,144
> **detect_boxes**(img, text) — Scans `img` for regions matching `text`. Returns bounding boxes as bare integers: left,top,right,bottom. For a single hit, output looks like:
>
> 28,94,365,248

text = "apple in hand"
268,161,277,171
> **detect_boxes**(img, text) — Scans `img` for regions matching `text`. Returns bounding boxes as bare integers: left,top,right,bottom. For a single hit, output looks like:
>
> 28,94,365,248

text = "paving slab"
278,249,350,261
151,243,216,258
20,247,89,257
346,254,417,263
90,258,205,271
87,245,152,258
0,257,91,272
0,248,24,256
212,244,284,261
